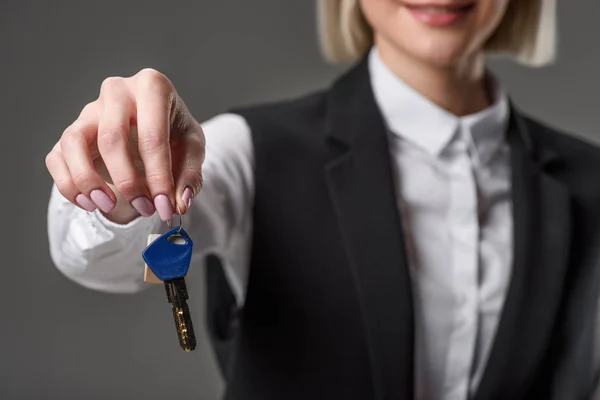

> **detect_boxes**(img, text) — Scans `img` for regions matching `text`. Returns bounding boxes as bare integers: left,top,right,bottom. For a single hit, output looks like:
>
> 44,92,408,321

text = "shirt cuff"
85,209,163,240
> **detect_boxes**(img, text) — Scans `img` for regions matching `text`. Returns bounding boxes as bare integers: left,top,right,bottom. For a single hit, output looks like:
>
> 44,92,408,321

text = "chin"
413,44,472,68
388,34,474,69
364,0,497,70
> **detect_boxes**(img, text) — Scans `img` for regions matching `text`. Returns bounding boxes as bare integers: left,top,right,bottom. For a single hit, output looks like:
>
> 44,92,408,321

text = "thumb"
175,177,201,215
173,133,205,215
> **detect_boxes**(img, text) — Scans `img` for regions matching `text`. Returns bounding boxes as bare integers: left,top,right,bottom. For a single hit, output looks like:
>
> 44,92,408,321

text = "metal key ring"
167,204,183,232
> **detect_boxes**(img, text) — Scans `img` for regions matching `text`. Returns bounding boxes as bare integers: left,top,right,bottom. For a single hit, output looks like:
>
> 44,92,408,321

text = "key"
142,225,197,352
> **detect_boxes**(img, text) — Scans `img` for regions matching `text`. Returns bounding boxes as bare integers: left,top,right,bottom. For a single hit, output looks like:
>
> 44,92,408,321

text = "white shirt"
46,48,600,399
370,48,512,399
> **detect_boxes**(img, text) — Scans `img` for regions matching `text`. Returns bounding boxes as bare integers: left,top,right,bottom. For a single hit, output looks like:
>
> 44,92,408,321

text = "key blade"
171,302,197,352
165,278,197,352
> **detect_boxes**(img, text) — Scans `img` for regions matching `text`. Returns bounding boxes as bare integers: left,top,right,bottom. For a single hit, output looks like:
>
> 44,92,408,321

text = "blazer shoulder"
522,114,600,201
522,114,600,164
229,89,330,142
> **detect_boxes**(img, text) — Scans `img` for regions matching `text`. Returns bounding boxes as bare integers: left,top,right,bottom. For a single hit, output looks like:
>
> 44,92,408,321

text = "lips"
402,2,475,27
403,2,475,11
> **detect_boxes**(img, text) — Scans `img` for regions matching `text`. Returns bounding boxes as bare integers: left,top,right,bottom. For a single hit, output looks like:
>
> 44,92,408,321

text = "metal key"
142,219,196,352
164,275,196,352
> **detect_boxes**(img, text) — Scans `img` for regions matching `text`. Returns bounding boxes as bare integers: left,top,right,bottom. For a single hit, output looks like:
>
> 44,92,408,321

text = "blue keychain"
142,226,193,281
142,212,196,352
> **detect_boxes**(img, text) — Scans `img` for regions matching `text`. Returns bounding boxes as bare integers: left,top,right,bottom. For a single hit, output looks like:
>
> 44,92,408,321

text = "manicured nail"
90,189,115,213
182,187,193,211
131,196,155,217
154,194,173,221
75,194,97,212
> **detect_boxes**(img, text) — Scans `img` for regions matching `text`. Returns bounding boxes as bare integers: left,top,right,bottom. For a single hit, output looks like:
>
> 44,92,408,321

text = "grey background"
0,0,598,399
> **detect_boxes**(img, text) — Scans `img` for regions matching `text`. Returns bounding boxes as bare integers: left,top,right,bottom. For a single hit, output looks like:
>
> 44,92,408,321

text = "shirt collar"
368,47,510,165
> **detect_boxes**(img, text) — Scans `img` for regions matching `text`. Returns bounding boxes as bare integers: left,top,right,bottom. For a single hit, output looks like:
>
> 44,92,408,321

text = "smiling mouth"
402,2,476,26
403,2,475,12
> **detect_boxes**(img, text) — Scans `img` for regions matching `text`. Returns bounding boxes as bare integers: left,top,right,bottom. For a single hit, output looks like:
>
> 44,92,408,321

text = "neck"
376,39,490,117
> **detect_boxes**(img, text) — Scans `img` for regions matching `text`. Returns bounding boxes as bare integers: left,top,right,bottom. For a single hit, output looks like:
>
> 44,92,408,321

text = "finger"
60,117,117,214
173,128,205,214
96,77,155,217
134,69,176,221
46,144,97,212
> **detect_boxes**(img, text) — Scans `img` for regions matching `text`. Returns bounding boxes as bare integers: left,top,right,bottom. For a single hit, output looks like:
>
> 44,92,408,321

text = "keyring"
167,204,183,232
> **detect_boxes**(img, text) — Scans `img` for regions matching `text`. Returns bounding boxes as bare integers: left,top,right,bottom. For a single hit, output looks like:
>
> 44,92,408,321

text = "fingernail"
131,196,155,217
75,194,97,212
90,189,115,213
154,194,173,221
182,187,193,211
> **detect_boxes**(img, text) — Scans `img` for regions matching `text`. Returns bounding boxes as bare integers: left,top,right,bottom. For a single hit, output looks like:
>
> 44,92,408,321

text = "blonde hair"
317,0,557,67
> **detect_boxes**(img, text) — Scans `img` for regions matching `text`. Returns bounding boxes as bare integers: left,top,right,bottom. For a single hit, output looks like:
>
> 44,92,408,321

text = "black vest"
205,56,600,399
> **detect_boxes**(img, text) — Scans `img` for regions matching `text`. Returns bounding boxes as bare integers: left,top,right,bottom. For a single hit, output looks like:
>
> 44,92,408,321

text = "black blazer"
204,56,600,400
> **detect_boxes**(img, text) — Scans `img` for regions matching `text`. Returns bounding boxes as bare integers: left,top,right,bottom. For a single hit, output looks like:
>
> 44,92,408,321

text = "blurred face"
360,0,510,68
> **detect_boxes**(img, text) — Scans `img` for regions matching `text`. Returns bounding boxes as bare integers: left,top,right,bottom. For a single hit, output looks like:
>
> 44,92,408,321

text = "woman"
45,0,600,398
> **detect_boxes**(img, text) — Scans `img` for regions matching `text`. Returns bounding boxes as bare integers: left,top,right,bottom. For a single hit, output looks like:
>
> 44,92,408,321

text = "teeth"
421,6,451,13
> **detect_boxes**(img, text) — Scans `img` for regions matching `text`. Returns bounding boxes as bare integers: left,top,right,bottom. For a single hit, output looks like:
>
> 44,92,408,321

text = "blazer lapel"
475,109,573,399
324,57,415,400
